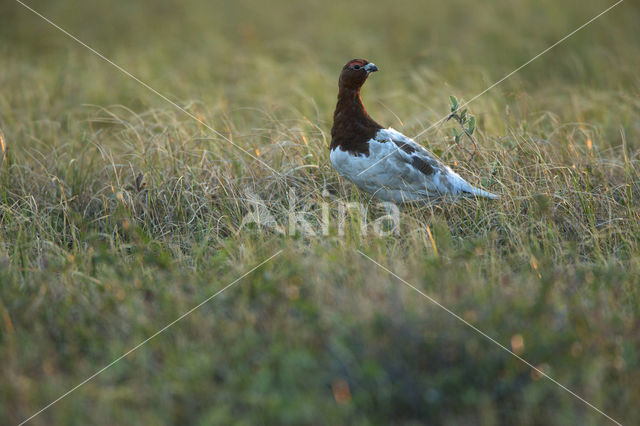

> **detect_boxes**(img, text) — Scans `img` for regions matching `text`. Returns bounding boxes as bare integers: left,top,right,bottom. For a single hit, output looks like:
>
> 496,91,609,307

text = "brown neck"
330,86,382,155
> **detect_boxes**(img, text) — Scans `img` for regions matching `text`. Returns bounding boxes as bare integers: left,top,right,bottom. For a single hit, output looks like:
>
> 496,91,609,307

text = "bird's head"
339,59,378,90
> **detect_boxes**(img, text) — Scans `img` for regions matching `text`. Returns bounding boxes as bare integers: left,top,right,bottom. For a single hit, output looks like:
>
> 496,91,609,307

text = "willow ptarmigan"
329,58,498,203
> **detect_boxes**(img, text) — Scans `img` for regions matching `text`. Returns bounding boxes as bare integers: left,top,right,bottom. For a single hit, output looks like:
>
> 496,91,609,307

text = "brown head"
330,59,382,155
338,59,379,91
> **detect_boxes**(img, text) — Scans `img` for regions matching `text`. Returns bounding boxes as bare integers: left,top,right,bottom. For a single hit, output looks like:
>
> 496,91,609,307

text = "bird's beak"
364,63,378,74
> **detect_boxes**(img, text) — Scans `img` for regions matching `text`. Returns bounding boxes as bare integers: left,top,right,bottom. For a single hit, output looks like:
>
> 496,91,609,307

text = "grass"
1,0,640,424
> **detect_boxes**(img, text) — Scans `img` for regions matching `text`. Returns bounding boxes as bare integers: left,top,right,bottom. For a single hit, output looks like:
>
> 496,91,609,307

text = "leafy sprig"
447,95,478,162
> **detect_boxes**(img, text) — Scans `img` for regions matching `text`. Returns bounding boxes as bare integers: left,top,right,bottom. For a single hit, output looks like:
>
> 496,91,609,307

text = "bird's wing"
372,128,497,199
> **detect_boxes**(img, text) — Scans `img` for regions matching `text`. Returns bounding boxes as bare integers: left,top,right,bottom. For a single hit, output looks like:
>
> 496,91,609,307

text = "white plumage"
330,128,498,203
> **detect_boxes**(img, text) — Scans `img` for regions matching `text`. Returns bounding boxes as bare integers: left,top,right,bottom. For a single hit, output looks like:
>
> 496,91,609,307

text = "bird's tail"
461,184,499,200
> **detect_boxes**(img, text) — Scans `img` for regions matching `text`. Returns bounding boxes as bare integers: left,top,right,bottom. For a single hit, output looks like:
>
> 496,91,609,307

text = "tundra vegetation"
1,0,639,424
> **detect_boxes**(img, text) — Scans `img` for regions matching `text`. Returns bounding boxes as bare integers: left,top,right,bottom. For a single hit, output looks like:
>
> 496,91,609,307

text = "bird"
329,58,498,203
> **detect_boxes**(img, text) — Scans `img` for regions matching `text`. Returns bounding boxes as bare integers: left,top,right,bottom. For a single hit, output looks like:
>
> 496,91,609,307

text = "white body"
330,128,497,202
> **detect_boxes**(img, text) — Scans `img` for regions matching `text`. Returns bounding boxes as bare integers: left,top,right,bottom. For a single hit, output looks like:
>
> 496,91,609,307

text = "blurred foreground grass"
1,0,639,424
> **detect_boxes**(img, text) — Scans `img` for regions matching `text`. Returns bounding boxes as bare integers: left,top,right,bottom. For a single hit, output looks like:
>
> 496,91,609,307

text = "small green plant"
447,95,478,162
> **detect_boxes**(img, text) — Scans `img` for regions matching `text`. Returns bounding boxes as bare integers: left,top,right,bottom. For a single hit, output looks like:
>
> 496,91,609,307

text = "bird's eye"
353,64,361,70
